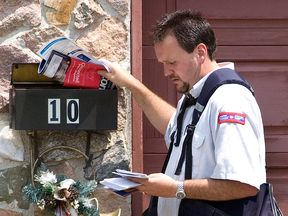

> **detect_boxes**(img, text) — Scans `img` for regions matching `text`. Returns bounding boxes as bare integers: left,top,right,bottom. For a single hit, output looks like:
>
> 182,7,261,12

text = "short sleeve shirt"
157,63,266,216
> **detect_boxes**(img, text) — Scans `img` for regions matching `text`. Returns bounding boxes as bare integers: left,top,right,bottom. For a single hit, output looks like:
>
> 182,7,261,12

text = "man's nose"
163,65,173,77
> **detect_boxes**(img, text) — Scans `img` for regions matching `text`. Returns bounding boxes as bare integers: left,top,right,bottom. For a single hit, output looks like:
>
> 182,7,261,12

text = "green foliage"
56,174,68,185
78,202,100,216
42,183,56,194
37,163,47,174
77,180,98,197
22,183,44,204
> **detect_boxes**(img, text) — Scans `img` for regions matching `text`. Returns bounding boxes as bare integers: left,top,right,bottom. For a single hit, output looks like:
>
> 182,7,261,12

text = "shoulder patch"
218,112,245,125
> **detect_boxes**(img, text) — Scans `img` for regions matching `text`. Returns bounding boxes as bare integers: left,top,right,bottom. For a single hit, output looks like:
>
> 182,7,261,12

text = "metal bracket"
28,130,93,169
85,130,94,168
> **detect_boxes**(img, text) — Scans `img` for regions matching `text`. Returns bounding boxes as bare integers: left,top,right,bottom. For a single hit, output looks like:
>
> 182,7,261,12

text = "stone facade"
0,0,131,215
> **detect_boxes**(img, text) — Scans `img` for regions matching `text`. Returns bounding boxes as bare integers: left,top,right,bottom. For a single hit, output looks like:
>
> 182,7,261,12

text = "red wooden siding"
131,0,143,215
141,0,288,214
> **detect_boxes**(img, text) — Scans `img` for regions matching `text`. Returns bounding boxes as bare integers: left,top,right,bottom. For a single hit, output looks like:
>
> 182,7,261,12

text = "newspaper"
100,177,141,191
100,170,149,196
112,169,149,179
37,37,114,89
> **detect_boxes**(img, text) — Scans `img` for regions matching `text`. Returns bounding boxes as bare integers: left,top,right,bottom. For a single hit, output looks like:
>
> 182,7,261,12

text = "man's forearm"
128,78,176,135
183,178,258,201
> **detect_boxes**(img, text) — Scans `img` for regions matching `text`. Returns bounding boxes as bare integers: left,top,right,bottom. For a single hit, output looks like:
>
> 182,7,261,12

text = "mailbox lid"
11,63,59,85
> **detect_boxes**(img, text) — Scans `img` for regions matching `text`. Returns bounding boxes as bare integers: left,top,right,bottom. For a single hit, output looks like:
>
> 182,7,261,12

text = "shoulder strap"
192,68,254,125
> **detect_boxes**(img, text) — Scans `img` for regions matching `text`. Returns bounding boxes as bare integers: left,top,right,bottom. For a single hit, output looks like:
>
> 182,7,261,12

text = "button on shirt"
157,62,266,216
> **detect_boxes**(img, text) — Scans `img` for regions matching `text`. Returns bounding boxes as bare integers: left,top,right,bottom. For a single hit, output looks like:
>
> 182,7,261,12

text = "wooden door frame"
131,0,144,215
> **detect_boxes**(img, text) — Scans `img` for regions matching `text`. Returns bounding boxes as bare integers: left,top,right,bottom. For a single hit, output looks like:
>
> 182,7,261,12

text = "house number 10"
48,99,79,124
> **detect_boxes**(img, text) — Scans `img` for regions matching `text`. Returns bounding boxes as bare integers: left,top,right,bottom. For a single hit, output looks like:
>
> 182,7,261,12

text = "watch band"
178,181,184,190
176,181,186,199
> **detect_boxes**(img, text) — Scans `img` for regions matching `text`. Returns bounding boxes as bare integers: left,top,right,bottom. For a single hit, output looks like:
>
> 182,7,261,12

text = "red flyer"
63,57,105,89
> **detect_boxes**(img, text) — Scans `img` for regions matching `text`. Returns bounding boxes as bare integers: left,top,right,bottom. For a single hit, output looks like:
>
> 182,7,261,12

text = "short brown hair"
150,10,217,60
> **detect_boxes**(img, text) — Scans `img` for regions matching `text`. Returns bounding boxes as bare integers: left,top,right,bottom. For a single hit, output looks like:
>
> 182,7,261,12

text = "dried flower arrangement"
23,163,99,216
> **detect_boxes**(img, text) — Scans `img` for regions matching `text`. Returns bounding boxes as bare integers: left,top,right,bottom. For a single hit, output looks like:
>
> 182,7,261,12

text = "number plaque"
10,88,117,130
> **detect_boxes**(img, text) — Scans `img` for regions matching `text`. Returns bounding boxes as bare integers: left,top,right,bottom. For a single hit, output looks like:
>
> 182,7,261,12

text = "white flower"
37,199,45,210
70,200,79,209
34,170,57,185
59,179,75,190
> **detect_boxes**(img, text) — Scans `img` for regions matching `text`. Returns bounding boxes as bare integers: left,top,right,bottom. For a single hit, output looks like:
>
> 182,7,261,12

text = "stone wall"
0,0,131,215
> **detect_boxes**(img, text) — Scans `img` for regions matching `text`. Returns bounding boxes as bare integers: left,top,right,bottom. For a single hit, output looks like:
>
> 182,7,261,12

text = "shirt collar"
189,62,235,98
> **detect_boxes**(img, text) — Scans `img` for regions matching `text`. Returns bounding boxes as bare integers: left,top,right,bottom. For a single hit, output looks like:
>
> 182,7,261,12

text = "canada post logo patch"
218,112,245,125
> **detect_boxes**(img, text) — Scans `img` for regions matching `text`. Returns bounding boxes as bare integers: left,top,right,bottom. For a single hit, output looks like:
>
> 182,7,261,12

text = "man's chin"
176,85,190,94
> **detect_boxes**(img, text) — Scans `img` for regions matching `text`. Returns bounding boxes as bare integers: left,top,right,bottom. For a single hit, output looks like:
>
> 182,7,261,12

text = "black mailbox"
10,63,117,130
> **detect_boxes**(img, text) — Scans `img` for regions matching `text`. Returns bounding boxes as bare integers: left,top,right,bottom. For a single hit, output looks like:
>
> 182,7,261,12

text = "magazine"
37,37,114,89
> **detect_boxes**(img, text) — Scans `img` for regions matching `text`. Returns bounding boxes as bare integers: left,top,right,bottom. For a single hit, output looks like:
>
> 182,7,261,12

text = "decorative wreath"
23,146,99,216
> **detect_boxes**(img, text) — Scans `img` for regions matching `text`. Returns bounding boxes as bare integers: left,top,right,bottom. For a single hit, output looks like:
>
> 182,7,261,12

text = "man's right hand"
98,59,134,89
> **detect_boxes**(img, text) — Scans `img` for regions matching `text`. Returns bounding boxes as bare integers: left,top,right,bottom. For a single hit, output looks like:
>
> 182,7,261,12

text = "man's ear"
196,43,207,64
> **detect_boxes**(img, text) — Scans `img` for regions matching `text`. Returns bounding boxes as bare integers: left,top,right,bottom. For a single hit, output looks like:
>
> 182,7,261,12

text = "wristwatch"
176,181,186,199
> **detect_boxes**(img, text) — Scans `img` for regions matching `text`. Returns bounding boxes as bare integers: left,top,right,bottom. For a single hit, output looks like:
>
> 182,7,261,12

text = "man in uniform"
98,10,266,216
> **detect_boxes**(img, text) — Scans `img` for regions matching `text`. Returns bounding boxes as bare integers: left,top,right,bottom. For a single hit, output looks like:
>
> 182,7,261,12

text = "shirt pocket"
192,131,205,178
